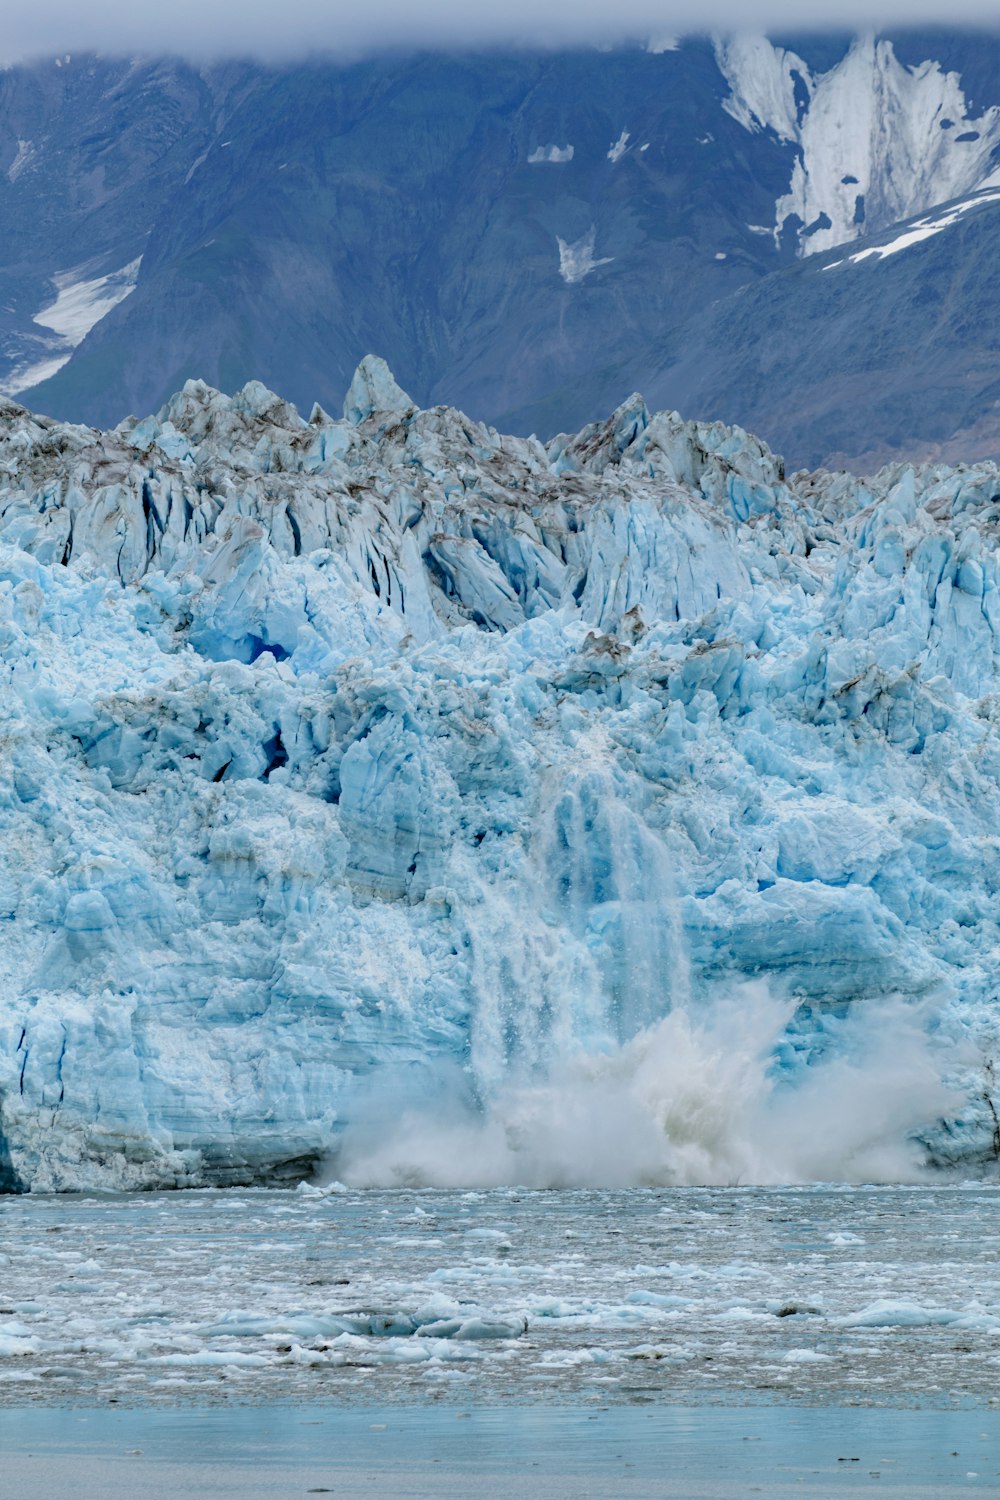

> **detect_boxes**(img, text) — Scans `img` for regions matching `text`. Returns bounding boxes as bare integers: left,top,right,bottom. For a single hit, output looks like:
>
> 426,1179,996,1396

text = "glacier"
1,355,1000,1192
717,34,1000,256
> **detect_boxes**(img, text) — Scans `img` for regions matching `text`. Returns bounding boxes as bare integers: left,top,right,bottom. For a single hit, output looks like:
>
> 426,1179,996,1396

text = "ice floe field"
1,1183,998,1408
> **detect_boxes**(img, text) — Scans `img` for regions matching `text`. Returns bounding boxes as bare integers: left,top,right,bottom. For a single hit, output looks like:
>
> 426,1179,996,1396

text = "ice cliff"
1,356,999,1191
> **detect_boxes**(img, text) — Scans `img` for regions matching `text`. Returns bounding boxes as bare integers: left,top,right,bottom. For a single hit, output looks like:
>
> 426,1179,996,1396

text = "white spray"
333,985,958,1187
328,764,961,1188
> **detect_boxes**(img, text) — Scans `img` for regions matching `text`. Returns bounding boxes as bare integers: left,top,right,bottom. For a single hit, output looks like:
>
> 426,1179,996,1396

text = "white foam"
331,986,958,1189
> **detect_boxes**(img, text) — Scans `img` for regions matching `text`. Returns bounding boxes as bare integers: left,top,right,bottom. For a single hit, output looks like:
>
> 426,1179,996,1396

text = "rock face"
2,361,1000,1190
7,35,1000,468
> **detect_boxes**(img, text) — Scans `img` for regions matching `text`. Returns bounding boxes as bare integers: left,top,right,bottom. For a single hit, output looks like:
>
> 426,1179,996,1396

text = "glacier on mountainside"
2,259,143,400
1,356,1000,1191
717,34,1000,256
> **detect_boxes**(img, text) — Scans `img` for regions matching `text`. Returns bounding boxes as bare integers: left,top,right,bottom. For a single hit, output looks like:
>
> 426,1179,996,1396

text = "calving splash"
334,765,960,1189
1,359,998,1191
335,997,962,1189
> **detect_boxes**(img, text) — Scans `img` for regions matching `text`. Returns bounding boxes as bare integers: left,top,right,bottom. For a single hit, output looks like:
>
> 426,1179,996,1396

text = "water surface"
4,1405,1000,1499
2,1184,998,1407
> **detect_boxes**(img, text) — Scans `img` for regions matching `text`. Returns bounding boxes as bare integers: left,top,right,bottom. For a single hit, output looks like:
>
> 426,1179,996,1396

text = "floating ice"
834,1300,1000,1330
1,1183,997,1405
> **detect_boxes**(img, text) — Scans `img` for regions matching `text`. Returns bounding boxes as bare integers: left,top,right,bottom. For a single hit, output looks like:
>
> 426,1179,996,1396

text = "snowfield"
717,34,1000,256
1,356,999,1191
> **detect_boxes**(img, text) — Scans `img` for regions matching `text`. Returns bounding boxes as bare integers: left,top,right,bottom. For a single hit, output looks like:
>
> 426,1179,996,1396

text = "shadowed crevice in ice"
0,1098,25,1193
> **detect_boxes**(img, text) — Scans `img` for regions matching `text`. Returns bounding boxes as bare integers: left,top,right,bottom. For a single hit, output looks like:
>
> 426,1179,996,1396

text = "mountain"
1,361,998,1191
3,32,1000,468
0,45,788,430
649,186,1000,471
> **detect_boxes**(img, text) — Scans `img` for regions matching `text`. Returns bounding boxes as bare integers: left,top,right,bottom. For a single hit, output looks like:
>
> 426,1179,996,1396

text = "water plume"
329,985,961,1189
326,762,962,1189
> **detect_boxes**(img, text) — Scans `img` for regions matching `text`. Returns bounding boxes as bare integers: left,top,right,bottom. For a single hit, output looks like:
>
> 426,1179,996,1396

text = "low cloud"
3,3,1000,65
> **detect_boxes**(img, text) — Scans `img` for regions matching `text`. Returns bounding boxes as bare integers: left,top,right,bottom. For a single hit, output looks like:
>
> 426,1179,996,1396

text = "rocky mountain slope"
3,33,1000,467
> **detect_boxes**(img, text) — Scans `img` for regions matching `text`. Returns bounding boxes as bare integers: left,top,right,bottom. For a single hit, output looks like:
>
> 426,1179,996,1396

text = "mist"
4,2,1000,66
324,985,966,1190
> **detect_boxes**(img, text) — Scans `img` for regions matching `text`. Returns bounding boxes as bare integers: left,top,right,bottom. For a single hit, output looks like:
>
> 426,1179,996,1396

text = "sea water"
4,1405,1000,1499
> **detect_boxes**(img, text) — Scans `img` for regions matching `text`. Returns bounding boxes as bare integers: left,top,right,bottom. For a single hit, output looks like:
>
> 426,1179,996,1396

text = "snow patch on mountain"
717,34,1000,256
717,35,806,145
557,227,613,284
824,188,1000,268
6,139,34,183
528,144,574,164
32,257,142,345
4,258,142,397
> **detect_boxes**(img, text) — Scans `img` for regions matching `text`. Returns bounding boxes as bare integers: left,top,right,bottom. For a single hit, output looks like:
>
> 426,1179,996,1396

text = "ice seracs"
342,354,414,424
1,360,1000,1192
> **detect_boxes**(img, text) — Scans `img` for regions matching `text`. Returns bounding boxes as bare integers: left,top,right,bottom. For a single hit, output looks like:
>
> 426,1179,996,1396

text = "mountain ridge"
3,33,1000,468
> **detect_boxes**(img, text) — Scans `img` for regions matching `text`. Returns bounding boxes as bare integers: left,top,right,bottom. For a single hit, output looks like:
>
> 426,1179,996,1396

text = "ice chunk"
343,355,413,424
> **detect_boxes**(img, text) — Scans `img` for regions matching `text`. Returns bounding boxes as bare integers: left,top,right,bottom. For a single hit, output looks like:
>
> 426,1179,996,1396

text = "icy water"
1,1183,999,1408
5,1406,1000,1498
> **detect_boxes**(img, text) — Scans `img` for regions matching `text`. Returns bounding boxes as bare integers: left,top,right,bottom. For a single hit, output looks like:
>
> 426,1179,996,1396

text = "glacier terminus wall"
1,357,1000,1191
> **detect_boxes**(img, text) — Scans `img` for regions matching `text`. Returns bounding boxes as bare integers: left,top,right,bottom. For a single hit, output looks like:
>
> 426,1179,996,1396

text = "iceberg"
0,363,998,1191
